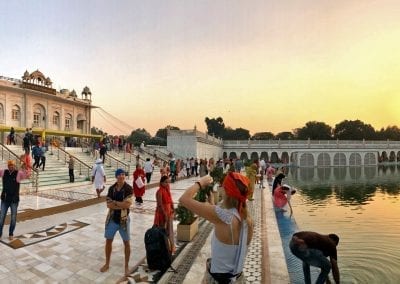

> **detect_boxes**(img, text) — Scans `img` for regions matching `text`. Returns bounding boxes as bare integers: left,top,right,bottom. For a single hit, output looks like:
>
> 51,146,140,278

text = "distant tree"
205,117,225,138
127,128,151,146
333,120,376,140
275,131,295,140
377,126,400,140
155,125,180,140
148,136,167,146
251,132,275,140
294,121,333,140
223,127,250,140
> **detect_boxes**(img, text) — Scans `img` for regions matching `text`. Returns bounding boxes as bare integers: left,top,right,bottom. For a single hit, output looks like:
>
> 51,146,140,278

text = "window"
33,112,40,127
12,105,20,120
53,112,60,126
65,113,72,131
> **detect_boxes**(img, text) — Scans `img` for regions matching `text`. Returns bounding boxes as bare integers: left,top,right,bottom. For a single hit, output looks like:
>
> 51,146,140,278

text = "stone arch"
349,153,362,166
281,152,289,164
364,153,376,165
240,152,249,162
397,151,400,162
270,152,279,163
299,153,314,167
317,153,330,167
229,152,237,159
389,151,396,162
0,103,4,123
33,103,46,127
11,104,21,126
381,151,388,162
223,152,228,159
65,113,73,131
333,153,346,166
260,152,268,161
52,111,60,130
250,152,259,162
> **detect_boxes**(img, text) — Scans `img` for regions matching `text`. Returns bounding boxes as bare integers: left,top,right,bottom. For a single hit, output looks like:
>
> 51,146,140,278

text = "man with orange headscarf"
179,173,254,283
0,160,30,240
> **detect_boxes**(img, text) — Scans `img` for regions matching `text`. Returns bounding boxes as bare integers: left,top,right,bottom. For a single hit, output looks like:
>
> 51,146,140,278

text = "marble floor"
0,176,289,283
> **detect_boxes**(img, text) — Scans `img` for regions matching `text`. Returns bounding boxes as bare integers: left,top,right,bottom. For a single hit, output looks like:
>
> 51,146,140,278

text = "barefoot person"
289,231,340,284
92,158,106,198
100,169,133,276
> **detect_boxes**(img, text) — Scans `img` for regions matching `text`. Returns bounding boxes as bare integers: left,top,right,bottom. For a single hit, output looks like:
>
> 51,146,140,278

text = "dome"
82,86,91,95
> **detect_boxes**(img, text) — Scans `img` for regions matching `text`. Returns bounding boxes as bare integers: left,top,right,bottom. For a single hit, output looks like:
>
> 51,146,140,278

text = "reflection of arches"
229,152,237,159
11,105,21,126
317,153,330,167
333,167,346,180
349,167,361,179
317,167,331,180
364,153,376,165
349,153,362,166
333,153,346,166
33,103,46,127
299,153,314,167
240,152,248,161
299,167,314,181
364,166,376,179
250,152,259,161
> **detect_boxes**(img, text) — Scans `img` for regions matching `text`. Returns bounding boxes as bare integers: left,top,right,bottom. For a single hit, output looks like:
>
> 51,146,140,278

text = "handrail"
49,143,92,179
0,143,39,192
105,153,131,178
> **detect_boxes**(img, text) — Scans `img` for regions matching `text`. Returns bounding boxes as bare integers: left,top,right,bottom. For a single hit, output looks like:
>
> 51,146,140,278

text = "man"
100,169,133,276
143,158,154,183
289,231,340,284
68,155,75,183
0,160,30,240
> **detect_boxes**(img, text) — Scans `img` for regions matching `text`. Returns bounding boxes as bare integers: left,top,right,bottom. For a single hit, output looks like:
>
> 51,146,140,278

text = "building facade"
0,70,94,138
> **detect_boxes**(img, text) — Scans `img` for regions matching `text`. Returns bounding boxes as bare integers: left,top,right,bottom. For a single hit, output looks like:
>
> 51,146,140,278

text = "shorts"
104,217,130,241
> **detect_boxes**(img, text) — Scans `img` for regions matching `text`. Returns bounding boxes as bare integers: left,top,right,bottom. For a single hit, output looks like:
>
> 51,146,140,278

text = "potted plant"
196,167,226,204
175,203,199,241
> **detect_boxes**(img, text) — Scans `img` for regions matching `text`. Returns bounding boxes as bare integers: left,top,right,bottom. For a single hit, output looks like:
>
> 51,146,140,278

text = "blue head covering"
115,168,125,177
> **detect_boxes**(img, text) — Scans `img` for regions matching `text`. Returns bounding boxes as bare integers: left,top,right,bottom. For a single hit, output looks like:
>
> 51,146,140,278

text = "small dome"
22,70,30,80
82,86,91,95
70,90,77,97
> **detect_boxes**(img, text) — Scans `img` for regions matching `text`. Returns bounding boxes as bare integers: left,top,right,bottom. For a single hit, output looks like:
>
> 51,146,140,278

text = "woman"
179,173,254,283
133,164,146,205
245,163,257,201
273,184,295,215
154,175,175,252
92,158,106,198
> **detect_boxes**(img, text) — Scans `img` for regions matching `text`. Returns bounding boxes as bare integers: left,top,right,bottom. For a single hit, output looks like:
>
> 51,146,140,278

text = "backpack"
144,226,173,273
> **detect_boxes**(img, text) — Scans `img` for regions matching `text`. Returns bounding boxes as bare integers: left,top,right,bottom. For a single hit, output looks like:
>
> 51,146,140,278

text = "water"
279,165,400,284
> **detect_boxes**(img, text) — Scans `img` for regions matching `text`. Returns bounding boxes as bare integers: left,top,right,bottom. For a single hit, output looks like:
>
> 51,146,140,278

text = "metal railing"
49,143,92,179
0,143,39,192
105,153,130,178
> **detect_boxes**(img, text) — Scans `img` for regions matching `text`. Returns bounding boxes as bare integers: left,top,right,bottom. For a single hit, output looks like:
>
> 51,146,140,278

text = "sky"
1,0,400,136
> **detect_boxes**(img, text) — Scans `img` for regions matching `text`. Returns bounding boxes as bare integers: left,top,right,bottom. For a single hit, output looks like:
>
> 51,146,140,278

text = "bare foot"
125,266,130,276
100,264,109,273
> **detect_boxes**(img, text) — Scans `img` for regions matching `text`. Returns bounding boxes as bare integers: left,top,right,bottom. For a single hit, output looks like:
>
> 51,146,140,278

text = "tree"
333,120,376,140
127,128,151,146
295,121,333,140
251,132,275,140
275,131,294,140
205,117,225,138
155,125,180,140
377,126,400,140
223,127,250,140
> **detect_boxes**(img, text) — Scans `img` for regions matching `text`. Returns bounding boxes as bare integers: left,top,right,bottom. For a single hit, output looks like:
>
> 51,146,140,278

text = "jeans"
0,200,19,237
289,239,331,284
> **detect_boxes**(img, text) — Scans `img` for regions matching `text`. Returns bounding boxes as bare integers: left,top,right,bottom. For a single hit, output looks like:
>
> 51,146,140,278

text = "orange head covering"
7,160,16,167
222,172,250,215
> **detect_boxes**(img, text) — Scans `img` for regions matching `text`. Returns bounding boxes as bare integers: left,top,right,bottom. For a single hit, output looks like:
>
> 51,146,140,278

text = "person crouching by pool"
289,231,340,284
179,173,254,283
273,184,295,214
100,169,133,276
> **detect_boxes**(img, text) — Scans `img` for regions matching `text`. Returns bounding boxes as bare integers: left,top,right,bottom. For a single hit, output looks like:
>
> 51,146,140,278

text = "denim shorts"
104,217,130,241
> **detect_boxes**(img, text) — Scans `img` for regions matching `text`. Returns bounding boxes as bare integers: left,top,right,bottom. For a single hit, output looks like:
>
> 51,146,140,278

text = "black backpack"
144,226,173,273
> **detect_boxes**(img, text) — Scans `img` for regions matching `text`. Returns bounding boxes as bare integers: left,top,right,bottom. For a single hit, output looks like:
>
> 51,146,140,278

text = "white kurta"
91,164,106,189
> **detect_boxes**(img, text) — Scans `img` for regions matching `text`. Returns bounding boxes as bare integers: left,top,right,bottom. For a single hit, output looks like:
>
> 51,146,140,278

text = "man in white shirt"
143,158,154,183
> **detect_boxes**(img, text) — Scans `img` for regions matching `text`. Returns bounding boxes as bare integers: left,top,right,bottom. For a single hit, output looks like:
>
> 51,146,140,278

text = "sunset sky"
1,0,400,136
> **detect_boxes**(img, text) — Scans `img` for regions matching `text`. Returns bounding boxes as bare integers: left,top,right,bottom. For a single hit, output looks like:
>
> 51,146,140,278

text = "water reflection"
290,166,400,205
